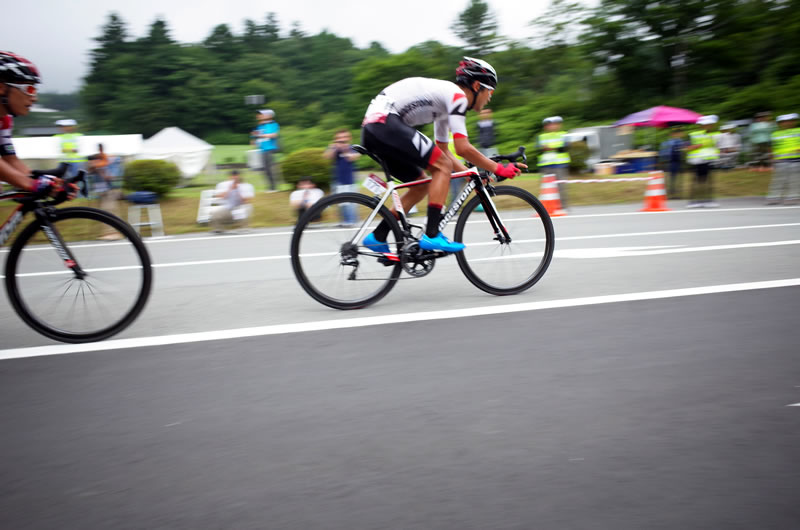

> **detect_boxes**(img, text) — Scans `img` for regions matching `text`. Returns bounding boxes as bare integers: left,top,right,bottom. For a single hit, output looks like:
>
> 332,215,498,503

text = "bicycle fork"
35,209,87,279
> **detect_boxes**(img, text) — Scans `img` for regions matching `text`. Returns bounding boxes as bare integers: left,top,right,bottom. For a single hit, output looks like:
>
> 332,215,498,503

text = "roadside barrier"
542,170,670,215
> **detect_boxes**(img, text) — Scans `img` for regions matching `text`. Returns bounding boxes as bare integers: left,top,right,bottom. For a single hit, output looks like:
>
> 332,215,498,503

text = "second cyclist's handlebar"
30,163,86,204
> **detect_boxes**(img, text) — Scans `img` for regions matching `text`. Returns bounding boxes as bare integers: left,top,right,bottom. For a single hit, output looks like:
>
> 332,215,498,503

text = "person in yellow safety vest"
54,118,87,185
538,116,571,210
767,113,800,205
685,114,721,208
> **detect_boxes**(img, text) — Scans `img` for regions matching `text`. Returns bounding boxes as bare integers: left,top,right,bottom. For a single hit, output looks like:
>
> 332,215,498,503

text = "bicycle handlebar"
29,163,86,204
489,146,527,166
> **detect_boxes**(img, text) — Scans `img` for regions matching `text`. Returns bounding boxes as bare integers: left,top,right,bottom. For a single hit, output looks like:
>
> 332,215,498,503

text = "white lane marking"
2,209,797,255
556,240,800,259
1,278,798,361
553,205,800,219
2,220,798,257
788,403,800,407
5,238,798,278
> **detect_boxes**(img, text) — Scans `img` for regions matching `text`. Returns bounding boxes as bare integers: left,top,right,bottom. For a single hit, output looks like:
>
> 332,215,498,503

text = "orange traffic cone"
539,173,567,217
640,171,671,212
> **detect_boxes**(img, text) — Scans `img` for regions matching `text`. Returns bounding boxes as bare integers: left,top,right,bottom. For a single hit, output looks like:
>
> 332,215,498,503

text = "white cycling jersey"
1,115,14,157
363,77,469,143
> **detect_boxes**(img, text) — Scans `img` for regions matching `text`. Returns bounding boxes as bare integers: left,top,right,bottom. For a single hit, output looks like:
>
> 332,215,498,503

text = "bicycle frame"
0,191,87,277
352,168,512,250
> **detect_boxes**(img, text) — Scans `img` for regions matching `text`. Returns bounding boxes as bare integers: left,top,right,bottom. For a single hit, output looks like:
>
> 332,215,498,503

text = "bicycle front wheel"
4,207,152,343
454,185,554,295
290,192,403,310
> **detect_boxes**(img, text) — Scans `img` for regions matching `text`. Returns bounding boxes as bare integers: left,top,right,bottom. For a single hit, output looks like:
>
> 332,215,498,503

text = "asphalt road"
1,198,799,529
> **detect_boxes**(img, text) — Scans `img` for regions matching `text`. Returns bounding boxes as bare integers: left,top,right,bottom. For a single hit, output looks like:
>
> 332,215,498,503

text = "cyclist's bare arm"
436,140,470,173
0,155,36,190
452,136,527,172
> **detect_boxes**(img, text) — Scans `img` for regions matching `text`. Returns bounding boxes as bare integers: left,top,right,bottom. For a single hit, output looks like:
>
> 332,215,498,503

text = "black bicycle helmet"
455,56,497,90
0,51,41,85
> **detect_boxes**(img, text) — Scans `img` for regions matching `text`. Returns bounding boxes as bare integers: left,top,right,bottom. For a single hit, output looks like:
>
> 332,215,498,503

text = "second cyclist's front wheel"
454,185,554,295
290,192,403,310
4,207,152,343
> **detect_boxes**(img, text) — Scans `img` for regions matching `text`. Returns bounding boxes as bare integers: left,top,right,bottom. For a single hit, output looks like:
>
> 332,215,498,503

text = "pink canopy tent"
614,105,702,128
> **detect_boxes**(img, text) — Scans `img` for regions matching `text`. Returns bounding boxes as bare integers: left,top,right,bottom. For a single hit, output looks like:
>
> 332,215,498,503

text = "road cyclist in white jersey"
0,51,77,199
360,57,526,254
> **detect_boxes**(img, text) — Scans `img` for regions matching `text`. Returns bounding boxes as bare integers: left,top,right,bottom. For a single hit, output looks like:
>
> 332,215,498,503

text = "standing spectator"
289,178,324,221
477,108,496,155
210,170,255,233
324,129,360,227
658,127,687,199
54,118,86,184
252,109,280,192
767,113,800,205
538,116,571,209
748,111,775,172
88,144,124,240
716,124,741,170
686,115,721,208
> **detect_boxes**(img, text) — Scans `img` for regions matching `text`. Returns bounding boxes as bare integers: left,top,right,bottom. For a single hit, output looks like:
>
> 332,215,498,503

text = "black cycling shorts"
361,114,442,182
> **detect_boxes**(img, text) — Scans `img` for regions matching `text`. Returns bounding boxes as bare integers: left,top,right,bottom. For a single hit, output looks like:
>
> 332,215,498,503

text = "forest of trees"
37,0,800,150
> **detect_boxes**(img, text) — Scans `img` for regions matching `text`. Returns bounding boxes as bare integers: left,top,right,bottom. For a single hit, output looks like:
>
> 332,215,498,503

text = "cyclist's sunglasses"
6,83,37,96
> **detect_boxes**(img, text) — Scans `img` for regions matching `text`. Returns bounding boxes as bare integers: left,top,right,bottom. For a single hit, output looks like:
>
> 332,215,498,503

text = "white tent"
13,134,144,161
138,127,213,178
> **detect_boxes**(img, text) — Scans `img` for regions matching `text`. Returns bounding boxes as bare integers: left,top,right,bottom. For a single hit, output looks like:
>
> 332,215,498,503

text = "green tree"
451,0,499,55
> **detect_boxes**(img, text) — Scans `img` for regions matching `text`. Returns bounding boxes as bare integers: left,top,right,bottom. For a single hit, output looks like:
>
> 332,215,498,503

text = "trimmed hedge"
281,148,331,191
123,159,181,197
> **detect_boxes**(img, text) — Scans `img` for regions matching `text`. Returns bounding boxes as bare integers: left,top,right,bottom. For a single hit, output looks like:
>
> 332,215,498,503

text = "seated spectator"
210,170,255,233
289,178,324,221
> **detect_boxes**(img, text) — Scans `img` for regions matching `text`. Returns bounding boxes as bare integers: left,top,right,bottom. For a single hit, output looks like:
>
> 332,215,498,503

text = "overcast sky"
7,0,572,93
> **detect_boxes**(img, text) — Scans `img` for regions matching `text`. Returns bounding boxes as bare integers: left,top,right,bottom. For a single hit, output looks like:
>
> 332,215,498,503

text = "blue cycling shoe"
419,232,465,253
363,232,390,254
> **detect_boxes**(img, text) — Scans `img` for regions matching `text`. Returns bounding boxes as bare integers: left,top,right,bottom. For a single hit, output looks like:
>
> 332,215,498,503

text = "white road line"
788,403,800,407
2,207,795,254
4,221,797,257
4,237,798,278
1,278,798,361
555,240,800,259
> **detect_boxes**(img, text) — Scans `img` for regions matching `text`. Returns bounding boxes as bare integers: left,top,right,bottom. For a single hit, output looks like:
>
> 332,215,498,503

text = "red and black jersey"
1,115,15,157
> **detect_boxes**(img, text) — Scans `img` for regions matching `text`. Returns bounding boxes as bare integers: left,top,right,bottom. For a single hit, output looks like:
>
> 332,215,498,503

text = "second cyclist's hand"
494,162,525,179
30,175,78,199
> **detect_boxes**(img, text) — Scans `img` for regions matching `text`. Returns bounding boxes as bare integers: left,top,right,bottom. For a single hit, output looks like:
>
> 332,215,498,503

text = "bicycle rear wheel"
4,207,152,343
454,185,554,295
290,192,403,309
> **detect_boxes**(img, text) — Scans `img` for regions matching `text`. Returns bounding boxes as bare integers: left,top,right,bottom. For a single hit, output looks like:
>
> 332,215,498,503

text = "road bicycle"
1,165,152,343
290,145,555,309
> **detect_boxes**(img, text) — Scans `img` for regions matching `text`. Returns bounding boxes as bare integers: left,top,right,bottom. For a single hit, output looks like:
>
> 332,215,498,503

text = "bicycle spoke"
6,208,152,341
291,193,402,309
456,186,554,295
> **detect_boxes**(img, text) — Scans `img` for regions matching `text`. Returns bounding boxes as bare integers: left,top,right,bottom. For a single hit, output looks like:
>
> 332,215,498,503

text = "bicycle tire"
290,192,403,310
454,185,554,295
4,207,152,343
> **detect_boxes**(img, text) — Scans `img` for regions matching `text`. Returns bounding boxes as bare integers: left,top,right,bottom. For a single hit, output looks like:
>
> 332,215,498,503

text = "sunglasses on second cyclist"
6,83,37,96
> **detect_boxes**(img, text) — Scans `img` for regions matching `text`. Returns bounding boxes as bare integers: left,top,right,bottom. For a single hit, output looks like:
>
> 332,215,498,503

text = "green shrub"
281,148,331,191
123,159,181,197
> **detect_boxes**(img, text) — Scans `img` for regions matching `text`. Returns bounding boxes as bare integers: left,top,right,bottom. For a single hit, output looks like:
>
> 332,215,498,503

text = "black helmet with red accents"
0,51,41,85
455,56,497,90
